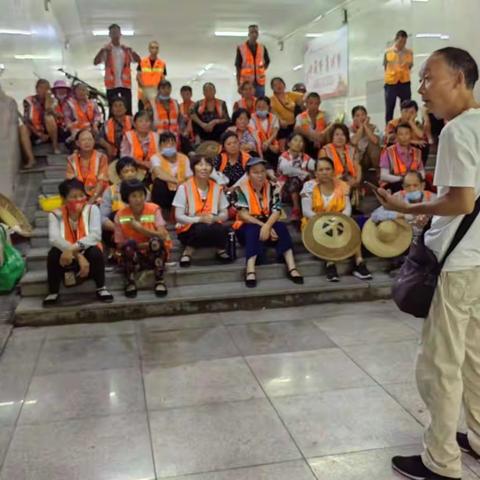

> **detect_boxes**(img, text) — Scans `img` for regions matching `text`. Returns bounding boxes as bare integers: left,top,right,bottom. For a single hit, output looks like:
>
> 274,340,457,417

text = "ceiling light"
305,33,324,38
0,29,32,35
204,63,214,70
293,64,304,71
412,0,429,2
415,33,449,39
14,54,54,60
92,29,134,36
214,31,246,37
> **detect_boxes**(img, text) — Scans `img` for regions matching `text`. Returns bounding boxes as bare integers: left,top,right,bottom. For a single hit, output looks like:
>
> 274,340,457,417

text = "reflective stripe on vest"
239,42,266,86
104,45,132,89
68,98,95,131
386,145,421,176
384,47,413,85
126,131,157,167
155,99,179,134
139,57,165,87
117,202,159,244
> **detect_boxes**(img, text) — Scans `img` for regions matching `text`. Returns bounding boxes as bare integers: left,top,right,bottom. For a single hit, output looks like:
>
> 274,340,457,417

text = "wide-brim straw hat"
302,212,361,261
362,218,413,258
195,141,221,159
0,193,33,237
108,160,146,185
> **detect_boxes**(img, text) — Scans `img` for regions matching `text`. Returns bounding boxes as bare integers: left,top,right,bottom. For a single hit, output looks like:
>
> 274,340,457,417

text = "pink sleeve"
154,209,166,228
379,150,390,170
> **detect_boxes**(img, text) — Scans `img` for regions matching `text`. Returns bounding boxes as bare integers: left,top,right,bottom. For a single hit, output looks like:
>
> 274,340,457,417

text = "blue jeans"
254,83,265,98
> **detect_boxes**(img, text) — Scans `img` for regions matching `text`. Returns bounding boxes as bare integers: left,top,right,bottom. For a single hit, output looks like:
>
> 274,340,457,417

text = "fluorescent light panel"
293,64,304,71
14,54,54,60
92,29,134,36
0,28,32,35
214,31,246,37
416,33,450,39
305,33,323,38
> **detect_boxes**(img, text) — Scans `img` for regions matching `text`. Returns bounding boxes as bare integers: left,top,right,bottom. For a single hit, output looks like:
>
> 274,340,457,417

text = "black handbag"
392,196,480,318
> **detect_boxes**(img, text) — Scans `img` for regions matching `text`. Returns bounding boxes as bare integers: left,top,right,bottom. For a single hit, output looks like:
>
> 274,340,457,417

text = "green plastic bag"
0,224,25,293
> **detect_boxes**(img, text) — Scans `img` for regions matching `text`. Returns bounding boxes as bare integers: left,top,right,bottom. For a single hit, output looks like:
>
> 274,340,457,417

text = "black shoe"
352,262,373,280
391,455,460,479
457,432,480,460
287,267,304,285
96,287,114,303
124,282,137,298
154,281,168,298
244,271,257,288
326,263,339,282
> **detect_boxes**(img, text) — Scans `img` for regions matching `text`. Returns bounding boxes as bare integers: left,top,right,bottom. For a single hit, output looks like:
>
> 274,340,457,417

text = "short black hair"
404,171,424,183
306,92,321,102
35,78,49,89
120,179,147,204
434,47,479,90
220,130,239,147
240,80,254,90
395,30,408,39
190,154,214,171
133,110,152,123
330,123,350,144
395,122,412,133
159,132,177,144
400,99,418,111
352,105,367,117
116,156,137,176
111,96,127,107
287,132,306,145
232,108,251,124
256,96,271,106
158,79,172,88
248,25,259,30
292,82,307,93
203,82,216,91
180,85,192,93
270,77,286,89
315,156,335,171
58,178,86,198
109,24,121,31
74,128,94,142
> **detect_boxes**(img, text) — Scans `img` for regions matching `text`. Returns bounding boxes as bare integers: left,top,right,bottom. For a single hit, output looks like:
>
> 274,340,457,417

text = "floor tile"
18,368,145,425
307,300,400,320
314,313,418,346
0,413,155,480
464,454,480,477
139,325,239,366
163,460,316,479
0,426,14,466
0,336,43,367
227,320,336,356
273,386,421,457
150,398,301,478
35,335,139,375
144,357,264,411
221,306,309,325
246,349,375,398
383,383,430,426
343,340,419,385
0,325,12,353
0,364,34,426
45,320,136,339
140,313,223,332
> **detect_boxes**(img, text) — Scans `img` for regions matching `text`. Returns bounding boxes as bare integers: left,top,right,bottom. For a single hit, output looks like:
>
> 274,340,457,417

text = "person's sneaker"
457,432,480,460
352,262,373,280
391,455,460,479
325,263,340,282
42,293,59,307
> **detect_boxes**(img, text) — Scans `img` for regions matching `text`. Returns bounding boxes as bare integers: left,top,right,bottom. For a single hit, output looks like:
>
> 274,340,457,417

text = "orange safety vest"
197,99,223,118
67,150,105,197
232,178,271,230
105,116,133,145
251,113,279,147
218,151,250,172
159,155,188,191
180,100,195,140
104,45,132,89
324,144,357,178
155,99,179,134
234,97,257,114
24,96,45,132
110,184,125,213
125,131,158,168
57,204,102,250
176,178,222,233
384,47,413,85
297,110,326,133
117,202,159,244
386,145,422,176
67,98,96,131
139,56,166,88
239,42,266,86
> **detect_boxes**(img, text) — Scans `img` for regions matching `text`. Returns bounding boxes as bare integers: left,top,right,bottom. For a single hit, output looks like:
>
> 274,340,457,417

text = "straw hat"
195,141,221,159
362,218,413,258
0,193,33,237
108,160,146,185
302,213,361,261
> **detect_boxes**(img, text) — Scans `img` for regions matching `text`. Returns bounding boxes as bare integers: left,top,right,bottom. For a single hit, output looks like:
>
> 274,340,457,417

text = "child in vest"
380,123,425,193
114,179,171,298
278,133,315,221
43,178,114,306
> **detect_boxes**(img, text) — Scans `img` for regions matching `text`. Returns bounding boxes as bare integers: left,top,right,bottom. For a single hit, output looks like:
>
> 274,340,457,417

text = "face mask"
66,199,87,215
256,110,268,119
405,190,423,203
158,94,170,101
56,93,67,101
162,147,177,157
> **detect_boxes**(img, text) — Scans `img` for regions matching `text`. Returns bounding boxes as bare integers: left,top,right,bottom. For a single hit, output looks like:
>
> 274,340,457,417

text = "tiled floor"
0,300,479,479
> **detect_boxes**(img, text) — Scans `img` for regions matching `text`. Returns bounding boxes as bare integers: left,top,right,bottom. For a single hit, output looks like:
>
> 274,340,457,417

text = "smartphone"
363,181,379,192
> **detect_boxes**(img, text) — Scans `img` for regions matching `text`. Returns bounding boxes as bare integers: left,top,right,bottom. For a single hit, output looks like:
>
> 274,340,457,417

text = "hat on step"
362,218,413,258
0,193,33,237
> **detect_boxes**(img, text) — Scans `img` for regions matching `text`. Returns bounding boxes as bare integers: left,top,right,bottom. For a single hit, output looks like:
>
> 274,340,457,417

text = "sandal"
179,254,192,268
42,293,59,307
124,281,137,298
154,280,168,298
244,270,257,288
96,287,114,303
287,268,304,285
216,250,232,263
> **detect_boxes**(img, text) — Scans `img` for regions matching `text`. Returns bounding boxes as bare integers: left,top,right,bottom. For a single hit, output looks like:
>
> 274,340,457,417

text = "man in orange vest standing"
235,25,270,98
93,24,141,115
136,40,167,111
384,30,413,123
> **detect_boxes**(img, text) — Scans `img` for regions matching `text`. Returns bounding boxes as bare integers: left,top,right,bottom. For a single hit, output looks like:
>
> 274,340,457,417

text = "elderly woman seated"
233,157,303,288
173,154,232,267
227,108,262,157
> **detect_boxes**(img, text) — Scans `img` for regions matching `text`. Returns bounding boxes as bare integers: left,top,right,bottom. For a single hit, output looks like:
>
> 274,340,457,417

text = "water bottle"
227,230,237,260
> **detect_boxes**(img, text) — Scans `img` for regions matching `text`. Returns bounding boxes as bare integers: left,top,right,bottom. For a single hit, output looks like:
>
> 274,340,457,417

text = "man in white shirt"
377,47,480,480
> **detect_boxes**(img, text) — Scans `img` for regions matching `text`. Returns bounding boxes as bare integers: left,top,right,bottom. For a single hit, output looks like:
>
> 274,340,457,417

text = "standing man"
377,47,480,480
235,25,270,98
384,30,413,123
93,23,141,115
137,40,167,111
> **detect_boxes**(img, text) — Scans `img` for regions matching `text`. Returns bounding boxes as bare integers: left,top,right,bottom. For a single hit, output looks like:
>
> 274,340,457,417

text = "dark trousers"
122,237,167,283
151,179,177,210
236,222,293,264
178,223,229,249
193,121,230,143
254,84,265,98
107,87,132,116
384,82,411,123
47,246,105,294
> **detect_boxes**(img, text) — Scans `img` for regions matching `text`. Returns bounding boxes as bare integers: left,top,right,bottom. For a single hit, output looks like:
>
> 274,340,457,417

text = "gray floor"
0,300,479,479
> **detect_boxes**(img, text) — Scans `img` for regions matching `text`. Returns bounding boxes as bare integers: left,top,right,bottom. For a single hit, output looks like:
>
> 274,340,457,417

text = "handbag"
392,196,480,318
0,224,25,293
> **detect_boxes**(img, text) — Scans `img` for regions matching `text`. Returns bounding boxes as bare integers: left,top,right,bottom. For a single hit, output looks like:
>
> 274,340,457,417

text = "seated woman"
227,108,262,157
234,157,303,288
43,178,114,306
301,157,372,282
191,82,230,142
65,129,109,204
120,110,159,172
151,132,193,213
249,96,280,169
173,155,232,267
278,133,315,221
233,81,257,114
319,123,362,189
115,179,171,298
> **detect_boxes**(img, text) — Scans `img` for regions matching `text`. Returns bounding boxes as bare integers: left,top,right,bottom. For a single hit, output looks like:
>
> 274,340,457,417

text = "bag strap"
440,195,480,269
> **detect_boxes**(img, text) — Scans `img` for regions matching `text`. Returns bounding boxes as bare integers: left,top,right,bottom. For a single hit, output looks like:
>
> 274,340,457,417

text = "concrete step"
14,273,393,326
47,154,69,166
41,178,63,195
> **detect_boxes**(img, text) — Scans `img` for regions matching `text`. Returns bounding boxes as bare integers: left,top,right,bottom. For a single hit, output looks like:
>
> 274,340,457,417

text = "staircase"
14,147,395,327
